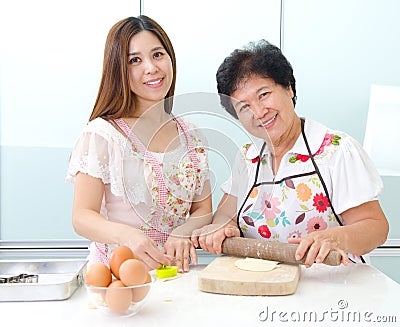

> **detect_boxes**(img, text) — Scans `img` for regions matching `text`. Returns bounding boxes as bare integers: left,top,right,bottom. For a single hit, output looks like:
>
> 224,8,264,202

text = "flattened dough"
234,257,280,272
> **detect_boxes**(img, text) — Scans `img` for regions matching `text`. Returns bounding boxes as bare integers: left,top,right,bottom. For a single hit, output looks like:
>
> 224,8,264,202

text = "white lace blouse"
66,117,210,243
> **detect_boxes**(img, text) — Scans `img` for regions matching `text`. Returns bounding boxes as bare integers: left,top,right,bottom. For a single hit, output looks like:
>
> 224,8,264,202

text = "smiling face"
127,30,173,114
231,75,299,146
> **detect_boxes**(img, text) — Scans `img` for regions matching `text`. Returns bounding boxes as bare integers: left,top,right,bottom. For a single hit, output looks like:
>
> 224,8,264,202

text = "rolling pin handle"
221,237,342,266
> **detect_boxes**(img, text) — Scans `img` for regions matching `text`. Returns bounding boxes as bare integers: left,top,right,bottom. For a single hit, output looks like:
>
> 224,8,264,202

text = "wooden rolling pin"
222,237,341,266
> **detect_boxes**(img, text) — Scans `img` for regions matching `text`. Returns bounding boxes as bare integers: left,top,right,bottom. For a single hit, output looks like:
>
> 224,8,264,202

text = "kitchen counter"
1,262,399,326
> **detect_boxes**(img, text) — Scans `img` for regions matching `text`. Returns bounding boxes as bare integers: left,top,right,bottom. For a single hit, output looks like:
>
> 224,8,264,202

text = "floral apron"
115,117,200,242
237,118,363,264
90,117,200,265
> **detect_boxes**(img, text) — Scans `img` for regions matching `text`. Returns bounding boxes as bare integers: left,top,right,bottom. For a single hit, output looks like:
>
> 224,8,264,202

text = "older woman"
191,40,388,267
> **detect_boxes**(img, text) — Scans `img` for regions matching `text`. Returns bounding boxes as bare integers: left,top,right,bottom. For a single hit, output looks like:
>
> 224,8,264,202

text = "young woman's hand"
163,236,197,273
119,228,173,271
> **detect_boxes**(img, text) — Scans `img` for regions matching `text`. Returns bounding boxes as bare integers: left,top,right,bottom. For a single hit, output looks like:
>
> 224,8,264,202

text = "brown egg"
119,259,148,286
85,263,112,287
132,273,151,302
105,280,132,314
109,246,136,279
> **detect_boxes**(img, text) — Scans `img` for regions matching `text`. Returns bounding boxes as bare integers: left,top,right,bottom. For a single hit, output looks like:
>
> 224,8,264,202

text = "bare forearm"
338,220,388,256
211,193,238,227
339,200,389,256
212,210,237,227
172,208,212,237
72,209,135,245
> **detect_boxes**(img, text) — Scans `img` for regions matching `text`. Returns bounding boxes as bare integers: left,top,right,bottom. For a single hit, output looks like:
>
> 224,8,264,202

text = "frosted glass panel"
143,0,281,95
0,1,140,240
282,0,400,143
282,0,400,267
171,92,258,206
143,0,281,204
0,0,140,148
364,85,400,176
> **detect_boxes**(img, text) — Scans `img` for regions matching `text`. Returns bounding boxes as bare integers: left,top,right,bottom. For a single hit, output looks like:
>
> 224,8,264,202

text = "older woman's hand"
191,224,240,255
288,227,349,267
163,236,197,273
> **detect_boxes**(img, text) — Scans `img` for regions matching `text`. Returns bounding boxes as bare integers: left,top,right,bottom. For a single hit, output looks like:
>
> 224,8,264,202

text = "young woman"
67,16,212,273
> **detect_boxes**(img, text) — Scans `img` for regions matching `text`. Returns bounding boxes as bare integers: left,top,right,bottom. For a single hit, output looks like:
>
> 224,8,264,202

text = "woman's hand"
288,201,389,267
72,173,172,271
191,223,240,255
191,193,240,254
288,227,349,267
119,228,173,271
163,236,196,273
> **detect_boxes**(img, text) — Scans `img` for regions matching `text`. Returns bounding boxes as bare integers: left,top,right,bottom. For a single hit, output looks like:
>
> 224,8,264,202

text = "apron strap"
236,142,267,237
300,118,364,263
300,118,341,226
114,118,146,153
174,116,199,173
114,118,168,208
114,117,201,209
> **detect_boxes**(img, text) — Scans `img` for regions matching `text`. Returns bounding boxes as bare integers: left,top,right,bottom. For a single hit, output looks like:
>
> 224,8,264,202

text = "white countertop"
2,262,399,327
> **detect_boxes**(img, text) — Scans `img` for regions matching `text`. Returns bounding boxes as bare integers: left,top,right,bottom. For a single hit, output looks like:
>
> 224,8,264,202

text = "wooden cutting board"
198,256,301,296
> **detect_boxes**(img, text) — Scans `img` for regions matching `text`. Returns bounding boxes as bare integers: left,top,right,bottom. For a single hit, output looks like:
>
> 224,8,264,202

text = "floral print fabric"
239,175,339,243
239,128,342,242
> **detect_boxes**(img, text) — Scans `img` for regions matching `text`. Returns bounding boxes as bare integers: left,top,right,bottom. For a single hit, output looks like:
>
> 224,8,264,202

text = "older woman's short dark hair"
216,40,297,119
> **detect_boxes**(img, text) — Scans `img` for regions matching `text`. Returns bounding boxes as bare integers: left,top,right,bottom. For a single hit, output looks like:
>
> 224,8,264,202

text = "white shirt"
221,118,383,215
66,117,209,232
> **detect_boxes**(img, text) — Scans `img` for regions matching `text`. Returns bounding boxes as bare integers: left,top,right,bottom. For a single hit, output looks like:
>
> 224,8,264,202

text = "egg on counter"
109,246,136,279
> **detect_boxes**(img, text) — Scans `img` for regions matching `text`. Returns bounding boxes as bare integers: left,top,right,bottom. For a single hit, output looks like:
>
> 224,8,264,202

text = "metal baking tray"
0,259,87,302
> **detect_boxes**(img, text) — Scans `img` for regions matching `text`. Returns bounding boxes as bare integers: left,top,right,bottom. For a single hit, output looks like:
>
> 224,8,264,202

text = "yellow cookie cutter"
156,265,178,279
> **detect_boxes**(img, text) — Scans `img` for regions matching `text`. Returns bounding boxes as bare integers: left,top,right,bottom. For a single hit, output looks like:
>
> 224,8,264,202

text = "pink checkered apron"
90,117,199,265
